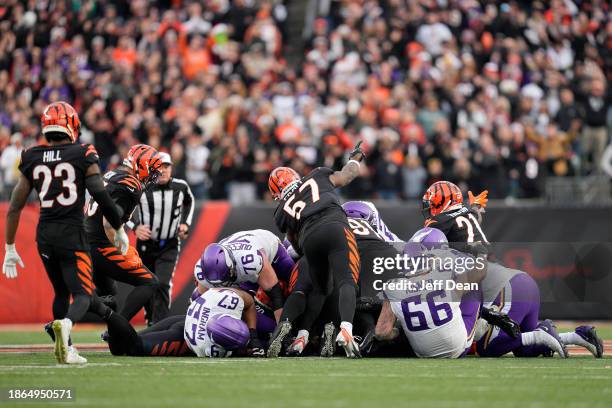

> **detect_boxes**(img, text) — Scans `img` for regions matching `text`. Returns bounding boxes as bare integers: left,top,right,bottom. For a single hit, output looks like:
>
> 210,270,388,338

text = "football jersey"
424,204,489,254
184,289,244,358
347,217,386,243
273,167,348,247
196,229,281,289
18,143,99,226
386,247,480,358
85,168,143,245
346,201,403,243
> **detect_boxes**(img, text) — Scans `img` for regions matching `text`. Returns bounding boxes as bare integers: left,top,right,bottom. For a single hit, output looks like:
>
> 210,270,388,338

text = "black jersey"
424,204,489,253
19,143,98,226
86,168,143,245
273,167,348,245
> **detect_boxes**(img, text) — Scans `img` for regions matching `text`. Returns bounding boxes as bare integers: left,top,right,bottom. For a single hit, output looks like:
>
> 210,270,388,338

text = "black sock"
106,312,140,356
300,292,327,332
52,294,70,319
338,283,356,324
121,285,156,321
280,292,306,323
65,294,91,323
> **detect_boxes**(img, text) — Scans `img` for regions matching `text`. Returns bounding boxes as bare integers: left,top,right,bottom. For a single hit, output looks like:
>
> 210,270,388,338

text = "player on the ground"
86,144,162,322
374,239,488,358
410,228,570,358
421,181,603,357
267,142,365,358
2,101,128,364
193,229,294,321
184,288,264,357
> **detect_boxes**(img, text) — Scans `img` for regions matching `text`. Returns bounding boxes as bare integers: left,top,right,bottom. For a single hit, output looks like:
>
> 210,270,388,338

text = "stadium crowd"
0,0,610,203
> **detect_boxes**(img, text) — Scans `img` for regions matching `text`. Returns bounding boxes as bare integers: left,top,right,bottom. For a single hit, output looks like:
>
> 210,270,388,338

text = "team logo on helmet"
41,101,81,142
124,144,163,187
422,181,463,217
268,167,301,200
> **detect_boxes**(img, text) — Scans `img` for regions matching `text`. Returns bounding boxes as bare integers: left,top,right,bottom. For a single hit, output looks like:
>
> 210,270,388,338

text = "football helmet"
41,101,81,142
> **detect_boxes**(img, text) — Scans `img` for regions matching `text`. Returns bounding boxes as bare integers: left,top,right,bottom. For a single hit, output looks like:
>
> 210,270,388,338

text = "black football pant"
106,313,193,357
137,239,179,325
92,245,159,322
301,222,360,325
37,243,94,324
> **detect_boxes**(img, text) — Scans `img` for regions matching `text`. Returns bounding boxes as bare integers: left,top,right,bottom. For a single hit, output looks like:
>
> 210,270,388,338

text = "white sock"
521,331,537,346
340,321,353,335
62,318,73,331
473,318,489,342
296,330,310,343
559,332,588,347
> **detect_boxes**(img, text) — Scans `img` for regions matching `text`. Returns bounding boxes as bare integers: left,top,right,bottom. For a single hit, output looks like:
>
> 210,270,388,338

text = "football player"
3,101,127,364
374,239,488,358
411,228,570,358
342,201,403,243
422,182,603,357
270,215,403,357
421,181,489,254
185,288,264,357
267,142,365,358
86,144,163,322
193,229,295,321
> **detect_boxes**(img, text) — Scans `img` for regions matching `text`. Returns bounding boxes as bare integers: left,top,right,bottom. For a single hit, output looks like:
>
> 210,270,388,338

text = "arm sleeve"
85,174,124,230
180,183,195,226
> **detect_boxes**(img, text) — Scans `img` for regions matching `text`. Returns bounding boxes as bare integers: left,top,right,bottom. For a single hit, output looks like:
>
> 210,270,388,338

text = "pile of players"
2,101,604,363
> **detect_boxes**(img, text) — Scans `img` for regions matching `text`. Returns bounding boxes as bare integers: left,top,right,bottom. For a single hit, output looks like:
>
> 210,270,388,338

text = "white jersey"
184,288,244,357
386,248,479,358
197,229,281,288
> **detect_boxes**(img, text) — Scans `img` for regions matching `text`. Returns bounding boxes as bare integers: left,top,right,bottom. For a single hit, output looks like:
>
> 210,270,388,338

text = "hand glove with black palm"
349,141,365,163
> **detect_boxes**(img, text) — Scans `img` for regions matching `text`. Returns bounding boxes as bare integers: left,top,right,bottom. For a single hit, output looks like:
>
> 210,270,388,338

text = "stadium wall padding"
1,202,611,323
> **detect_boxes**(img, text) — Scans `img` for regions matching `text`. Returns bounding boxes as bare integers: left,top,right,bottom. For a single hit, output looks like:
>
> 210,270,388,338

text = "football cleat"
267,320,292,358
575,326,604,358
536,319,567,358
336,326,362,359
65,346,87,364
320,322,336,358
358,329,376,356
286,332,309,356
51,319,72,364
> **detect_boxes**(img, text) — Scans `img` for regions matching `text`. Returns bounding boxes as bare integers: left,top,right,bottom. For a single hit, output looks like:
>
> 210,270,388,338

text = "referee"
128,152,195,324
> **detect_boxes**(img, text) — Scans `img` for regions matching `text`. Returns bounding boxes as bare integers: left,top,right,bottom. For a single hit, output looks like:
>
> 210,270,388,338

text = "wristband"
348,159,361,167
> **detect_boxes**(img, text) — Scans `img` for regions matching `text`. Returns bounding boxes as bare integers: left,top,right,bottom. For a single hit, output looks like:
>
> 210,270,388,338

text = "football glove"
2,244,24,279
468,190,489,208
248,330,265,357
124,246,143,269
349,141,365,162
113,227,130,255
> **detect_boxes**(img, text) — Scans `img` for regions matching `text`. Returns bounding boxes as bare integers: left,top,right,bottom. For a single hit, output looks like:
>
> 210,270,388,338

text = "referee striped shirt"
131,178,195,241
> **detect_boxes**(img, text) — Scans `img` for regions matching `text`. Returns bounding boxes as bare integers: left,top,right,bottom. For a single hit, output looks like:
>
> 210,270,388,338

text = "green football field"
1,326,611,408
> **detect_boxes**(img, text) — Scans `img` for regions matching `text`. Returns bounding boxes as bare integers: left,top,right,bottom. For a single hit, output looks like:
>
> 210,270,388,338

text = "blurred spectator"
0,132,23,199
0,0,609,203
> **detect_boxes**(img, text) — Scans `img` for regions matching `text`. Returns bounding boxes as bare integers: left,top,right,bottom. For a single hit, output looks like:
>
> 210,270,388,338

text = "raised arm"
329,141,365,188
